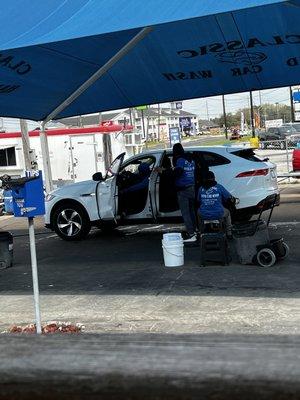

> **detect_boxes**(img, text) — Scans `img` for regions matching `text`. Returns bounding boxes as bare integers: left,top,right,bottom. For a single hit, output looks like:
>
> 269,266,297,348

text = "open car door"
96,152,125,220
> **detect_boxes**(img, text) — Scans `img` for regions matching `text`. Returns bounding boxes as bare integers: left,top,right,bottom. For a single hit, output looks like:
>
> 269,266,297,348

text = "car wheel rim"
260,252,272,265
57,209,82,236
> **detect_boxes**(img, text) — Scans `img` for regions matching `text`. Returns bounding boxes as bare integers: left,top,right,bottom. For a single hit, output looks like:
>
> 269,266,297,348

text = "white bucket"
163,232,182,243
162,233,184,267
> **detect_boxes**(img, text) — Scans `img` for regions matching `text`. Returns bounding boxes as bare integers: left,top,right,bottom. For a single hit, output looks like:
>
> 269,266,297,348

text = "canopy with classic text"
0,0,300,121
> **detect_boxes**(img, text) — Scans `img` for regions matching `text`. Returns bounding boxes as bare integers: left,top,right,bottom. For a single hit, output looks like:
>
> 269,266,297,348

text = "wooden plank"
0,334,299,399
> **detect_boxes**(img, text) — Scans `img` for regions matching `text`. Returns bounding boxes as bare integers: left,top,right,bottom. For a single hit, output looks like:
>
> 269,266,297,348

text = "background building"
59,104,198,141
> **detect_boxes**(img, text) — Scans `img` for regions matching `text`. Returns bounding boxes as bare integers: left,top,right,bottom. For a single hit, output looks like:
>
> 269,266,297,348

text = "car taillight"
236,168,269,178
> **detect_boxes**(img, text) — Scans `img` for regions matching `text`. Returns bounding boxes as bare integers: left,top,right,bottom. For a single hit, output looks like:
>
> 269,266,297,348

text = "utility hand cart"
232,194,289,267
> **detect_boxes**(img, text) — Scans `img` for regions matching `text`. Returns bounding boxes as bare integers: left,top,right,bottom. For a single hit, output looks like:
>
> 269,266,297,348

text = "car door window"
105,152,125,179
120,156,156,174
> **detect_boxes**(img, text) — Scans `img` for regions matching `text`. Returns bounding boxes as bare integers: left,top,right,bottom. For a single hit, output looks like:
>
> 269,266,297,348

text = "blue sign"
179,117,192,129
293,91,300,103
169,127,181,146
12,171,45,218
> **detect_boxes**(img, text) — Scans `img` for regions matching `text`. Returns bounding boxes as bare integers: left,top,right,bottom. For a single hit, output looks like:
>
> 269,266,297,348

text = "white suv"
45,146,279,240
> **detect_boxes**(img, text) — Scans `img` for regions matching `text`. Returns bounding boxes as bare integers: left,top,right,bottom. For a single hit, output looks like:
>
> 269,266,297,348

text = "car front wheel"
52,202,91,241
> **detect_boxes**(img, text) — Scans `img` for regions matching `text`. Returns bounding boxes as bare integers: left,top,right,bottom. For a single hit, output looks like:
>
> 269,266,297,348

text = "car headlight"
45,193,56,202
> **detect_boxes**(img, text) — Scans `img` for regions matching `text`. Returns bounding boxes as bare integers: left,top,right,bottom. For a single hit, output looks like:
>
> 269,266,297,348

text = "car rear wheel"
52,202,91,241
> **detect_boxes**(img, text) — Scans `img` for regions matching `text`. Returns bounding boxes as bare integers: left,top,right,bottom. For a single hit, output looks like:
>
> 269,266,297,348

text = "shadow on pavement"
0,222,299,298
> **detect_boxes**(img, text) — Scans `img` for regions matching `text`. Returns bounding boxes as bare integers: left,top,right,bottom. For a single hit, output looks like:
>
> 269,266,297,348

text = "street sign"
293,91,300,102
169,127,181,146
135,105,148,110
179,116,191,129
265,119,283,128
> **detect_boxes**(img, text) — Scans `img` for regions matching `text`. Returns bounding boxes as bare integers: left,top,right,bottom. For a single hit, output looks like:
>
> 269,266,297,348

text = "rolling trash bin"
162,233,184,267
0,231,13,269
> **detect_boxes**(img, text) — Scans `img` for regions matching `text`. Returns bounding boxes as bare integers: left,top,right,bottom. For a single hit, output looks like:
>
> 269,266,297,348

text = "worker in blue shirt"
198,171,234,236
172,143,197,243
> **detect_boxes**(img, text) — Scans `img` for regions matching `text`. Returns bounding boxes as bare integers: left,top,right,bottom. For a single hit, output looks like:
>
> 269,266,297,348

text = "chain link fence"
256,139,297,179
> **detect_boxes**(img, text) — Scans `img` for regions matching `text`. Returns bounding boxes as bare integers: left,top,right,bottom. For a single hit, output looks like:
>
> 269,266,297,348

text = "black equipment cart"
232,194,289,267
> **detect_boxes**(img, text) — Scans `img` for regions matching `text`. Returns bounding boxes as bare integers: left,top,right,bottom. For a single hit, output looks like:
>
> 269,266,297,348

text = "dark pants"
177,186,197,235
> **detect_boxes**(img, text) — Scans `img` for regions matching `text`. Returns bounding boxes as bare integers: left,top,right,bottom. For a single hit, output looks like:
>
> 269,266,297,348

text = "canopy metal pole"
40,122,54,193
28,216,42,334
20,119,32,171
40,26,152,192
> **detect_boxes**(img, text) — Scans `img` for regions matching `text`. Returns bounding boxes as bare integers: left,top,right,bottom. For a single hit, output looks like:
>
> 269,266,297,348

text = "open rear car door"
96,152,125,220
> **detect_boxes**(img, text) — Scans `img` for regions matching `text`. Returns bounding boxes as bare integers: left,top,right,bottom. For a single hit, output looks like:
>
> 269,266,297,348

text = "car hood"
51,180,97,197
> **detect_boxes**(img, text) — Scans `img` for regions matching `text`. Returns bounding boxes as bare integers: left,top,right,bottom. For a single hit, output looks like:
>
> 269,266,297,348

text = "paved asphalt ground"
0,183,299,335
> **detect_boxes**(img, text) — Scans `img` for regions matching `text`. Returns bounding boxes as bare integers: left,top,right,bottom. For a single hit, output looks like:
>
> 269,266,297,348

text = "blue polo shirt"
175,157,195,188
198,184,231,219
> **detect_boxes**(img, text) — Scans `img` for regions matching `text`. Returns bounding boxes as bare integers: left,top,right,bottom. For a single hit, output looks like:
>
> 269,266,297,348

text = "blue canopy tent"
1,0,300,190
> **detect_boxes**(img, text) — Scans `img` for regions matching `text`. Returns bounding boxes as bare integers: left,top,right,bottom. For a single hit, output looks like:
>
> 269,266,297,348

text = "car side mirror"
92,172,104,181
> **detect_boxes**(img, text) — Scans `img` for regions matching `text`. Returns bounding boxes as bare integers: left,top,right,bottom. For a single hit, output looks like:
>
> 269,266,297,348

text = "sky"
2,86,295,132
182,87,292,120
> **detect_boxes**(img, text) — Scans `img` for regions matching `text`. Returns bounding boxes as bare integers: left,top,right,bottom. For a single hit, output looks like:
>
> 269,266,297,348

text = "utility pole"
100,112,112,171
289,86,295,123
157,103,160,141
222,95,228,139
258,90,263,128
141,108,147,149
275,102,279,118
205,100,210,121
249,91,255,138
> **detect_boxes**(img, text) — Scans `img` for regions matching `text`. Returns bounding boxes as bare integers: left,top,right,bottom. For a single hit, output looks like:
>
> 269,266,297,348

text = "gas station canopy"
1,0,300,121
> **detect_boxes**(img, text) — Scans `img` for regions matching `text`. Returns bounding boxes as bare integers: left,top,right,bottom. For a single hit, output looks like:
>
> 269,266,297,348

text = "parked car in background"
261,125,300,149
256,129,267,140
45,147,279,241
230,129,241,141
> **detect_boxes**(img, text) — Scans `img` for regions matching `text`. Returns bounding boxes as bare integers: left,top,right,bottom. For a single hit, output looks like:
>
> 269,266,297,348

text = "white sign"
295,111,300,122
265,119,283,129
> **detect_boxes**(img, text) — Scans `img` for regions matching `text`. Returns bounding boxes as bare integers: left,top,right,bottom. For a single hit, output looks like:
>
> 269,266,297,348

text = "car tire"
256,248,276,267
52,202,91,241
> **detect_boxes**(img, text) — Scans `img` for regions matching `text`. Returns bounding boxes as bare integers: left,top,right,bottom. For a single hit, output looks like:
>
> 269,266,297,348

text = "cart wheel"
278,242,290,260
256,248,276,267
